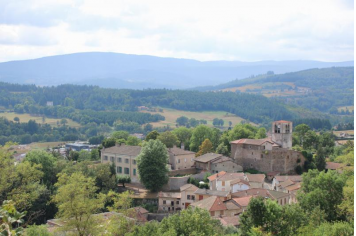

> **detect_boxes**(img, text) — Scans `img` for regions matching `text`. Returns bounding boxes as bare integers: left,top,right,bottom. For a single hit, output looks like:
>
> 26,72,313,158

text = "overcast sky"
0,0,354,62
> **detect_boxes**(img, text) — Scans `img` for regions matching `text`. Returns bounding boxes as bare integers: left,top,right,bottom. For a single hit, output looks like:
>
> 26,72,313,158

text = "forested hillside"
195,67,354,114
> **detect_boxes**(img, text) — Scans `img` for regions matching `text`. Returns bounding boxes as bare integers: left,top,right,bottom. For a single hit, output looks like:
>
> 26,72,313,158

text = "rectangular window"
125,159,129,164
133,169,136,176
124,168,129,175
191,195,195,200
187,195,191,200
118,157,122,163
178,159,180,163
184,158,186,162
117,166,122,173
222,181,225,186
176,201,179,205
104,156,108,160
133,160,136,165
163,200,166,204
110,156,114,162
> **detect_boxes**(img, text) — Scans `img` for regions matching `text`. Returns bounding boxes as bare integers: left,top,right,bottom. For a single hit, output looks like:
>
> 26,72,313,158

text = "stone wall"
162,176,190,191
168,168,197,176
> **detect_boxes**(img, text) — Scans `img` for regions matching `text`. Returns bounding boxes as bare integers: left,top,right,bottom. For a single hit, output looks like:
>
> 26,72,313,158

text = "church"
230,120,304,174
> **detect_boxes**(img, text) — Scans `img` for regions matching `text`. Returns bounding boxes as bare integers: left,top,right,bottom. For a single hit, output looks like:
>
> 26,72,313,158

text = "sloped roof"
285,183,301,192
102,145,142,156
326,162,343,170
246,174,265,183
273,120,292,124
230,178,250,186
279,179,295,188
217,173,245,181
224,200,242,210
230,137,281,147
275,175,302,182
232,189,270,198
232,196,252,207
168,147,195,156
133,207,149,214
218,216,240,226
207,171,226,181
180,184,199,192
191,196,227,212
194,153,223,163
194,189,230,197
268,190,290,199
158,192,181,198
211,156,233,164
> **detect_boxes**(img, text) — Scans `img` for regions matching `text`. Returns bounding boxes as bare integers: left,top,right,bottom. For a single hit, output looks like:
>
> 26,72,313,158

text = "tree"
255,127,267,139
196,139,213,157
112,131,129,140
189,125,213,152
53,172,105,236
102,137,116,148
145,130,160,141
13,117,20,123
60,118,68,127
157,131,179,148
297,170,345,221
0,200,26,236
315,148,326,171
137,140,169,192
176,116,189,126
294,124,311,147
92,164,118,193
117,175,131,188
126,136,141,146
143,123,153,133
172,127,192,149
338,177,354,222
26,225,51,236
228,121,232,127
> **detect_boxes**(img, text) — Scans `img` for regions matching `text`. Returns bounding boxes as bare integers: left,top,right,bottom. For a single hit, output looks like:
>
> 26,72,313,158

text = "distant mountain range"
0,52,353,89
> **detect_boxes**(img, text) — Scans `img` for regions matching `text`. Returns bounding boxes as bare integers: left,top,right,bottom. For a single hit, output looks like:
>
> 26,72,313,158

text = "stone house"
194,153,224,170
190,196,227,217
179,184,199,209
194,189,230,202
210,156,243,173
157,192,181,213
215,173,245,192
101,144,141,183
168,147,196,170
231,196,253,212
217,216,240,228
223,199,244,216
272,175,302,191
207,171,226,190
232,188,291,206
245,174,265,188
230,121,304,174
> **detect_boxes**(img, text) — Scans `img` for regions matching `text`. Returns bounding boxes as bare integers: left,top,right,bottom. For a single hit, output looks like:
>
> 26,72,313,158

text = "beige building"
180,184,199,209
230,121,304,174
157,192,181,213
101,144,141,183
190,196,227,217
194,189,230,202
245,174,265,188
168,147,196,170
195,153,242,173
232,188,291,206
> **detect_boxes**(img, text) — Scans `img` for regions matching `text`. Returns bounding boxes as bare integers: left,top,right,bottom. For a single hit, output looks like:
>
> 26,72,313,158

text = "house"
230,178,250,193
180,184,199,209
208,171,226,190
231,196,253,212
168,146,196,170
230,121,305,174
245,174,265,188
232,188,291,206
157,192,181,213
285,183,301,203
215,173,245,192
190,196,227,217
223,199,244,216
101,144,141,183
65,143,90,151
210,156,243,173
326,162,344,172
217,216,240,228
194,189,230,201
194,153,224,170
272,175,302,190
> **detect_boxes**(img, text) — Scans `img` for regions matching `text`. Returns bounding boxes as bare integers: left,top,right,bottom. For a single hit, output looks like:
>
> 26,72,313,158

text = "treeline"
0,82,293,124
292,118,332,130
0,118,80,145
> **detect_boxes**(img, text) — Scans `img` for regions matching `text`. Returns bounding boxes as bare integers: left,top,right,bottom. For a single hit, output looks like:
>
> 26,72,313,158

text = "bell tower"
271,120,293,149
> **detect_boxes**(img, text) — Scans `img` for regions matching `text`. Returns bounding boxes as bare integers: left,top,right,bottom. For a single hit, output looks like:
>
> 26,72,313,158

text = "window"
117,166,122,173
176,201,179,205
252,152,253,155
249,145,251,149
187,195,191,200
124,168,129,174
110,156,114,162
178,159,180,163
222,181,225,186
261,154,263,158
191,195,195,200
125,159,129,164
184,158,187,163
133,169,136,176
104,156,108,160
117,157,122,163
163,200,166,204
133,160,136,165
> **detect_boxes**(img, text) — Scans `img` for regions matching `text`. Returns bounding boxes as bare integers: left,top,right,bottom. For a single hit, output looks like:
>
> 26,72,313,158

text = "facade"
194,153,224,170
208,171,227,191
272,175,302,191
180,184,199,209
190,196,227,217
157,192,181,213
232,188,291,206
210,156,243,173
245,174,265,189
215,173,245,192
101,144,141,183
194,189,230,201
168,147,196,170
230,179,250,193
230,121,304,174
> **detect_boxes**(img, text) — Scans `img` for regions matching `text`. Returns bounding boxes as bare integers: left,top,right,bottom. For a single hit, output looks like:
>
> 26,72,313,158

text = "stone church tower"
271,120,293,149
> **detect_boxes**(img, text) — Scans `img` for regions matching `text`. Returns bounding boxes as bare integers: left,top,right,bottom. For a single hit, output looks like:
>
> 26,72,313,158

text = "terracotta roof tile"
168,147,195,155
275,175,302,182
230,178,250,186
180,184,198,192
102,145,142,156
246,174,265,183
218,216,240,226
207,171,226,181
217,173,245,181
326,162,343,170
232,196,252,207
194,153,223,163
158,192,181,198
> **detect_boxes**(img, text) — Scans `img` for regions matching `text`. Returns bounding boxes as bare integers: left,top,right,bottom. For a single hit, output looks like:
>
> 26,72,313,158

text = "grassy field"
333,130,354,136
11,141,66,154
141,107,254,128
0,112,80,128
337,106,354,112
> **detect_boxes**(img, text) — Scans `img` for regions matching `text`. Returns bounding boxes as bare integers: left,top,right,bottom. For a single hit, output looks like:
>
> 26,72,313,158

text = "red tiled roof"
230,178,250,186
208,171,226,181
246,174,265,183
285,183,301,192
218,216,240,226
191,196,227,212
232,196,252,207
273,120,291,123
326,162,343,170
217,173,245,181
275,175,302,182
158,192,181,198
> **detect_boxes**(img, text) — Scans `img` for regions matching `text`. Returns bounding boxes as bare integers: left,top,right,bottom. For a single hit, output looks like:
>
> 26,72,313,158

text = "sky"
0,0,354,62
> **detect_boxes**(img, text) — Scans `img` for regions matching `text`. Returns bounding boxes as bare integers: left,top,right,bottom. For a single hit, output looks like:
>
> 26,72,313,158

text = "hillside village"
97,120,308,228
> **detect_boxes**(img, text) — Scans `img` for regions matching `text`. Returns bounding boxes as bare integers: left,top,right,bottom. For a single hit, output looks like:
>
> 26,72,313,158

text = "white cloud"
0,0,353,62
